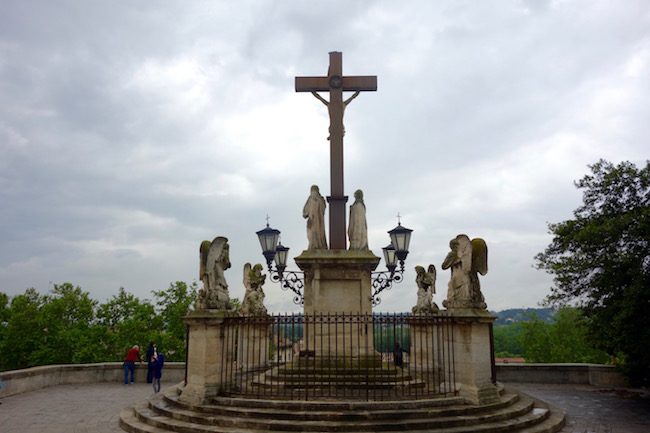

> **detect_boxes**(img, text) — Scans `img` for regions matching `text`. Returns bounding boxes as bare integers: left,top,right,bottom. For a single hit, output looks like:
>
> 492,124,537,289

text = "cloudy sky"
1,0,648,312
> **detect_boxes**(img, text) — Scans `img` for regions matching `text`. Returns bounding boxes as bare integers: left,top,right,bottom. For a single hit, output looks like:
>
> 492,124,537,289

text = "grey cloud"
1,0,648,312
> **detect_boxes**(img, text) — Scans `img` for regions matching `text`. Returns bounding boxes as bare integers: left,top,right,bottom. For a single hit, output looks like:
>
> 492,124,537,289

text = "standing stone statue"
348,189,368,250
441,234,488,309
412,264,439,314
302,185,328,250
196,236,233,310
241,263,268,316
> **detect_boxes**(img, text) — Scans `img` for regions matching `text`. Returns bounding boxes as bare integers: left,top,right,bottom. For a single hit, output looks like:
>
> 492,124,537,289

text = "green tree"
151,281,197,361
520,313,552,362
96,287,160,360
1,288,46,370
536,160,650,384
32,283,99,365
493,323,525,358
521,308,609,363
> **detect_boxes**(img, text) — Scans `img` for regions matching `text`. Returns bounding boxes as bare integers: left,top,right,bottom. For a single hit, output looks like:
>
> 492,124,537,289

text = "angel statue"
412,264,439,314
240,263,268,316
196,236,233,311
441,234,488,310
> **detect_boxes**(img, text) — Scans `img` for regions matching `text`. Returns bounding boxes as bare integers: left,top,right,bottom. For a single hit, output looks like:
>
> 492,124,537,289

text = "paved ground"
0,382,155,433
514,383,650,433
0,382,648,432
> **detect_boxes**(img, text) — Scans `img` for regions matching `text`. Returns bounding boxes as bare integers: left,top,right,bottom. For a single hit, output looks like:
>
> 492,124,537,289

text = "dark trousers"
123,362,135,384
146,363,154,383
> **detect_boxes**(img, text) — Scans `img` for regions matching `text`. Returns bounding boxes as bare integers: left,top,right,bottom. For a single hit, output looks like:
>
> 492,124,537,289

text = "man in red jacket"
123,345,141,384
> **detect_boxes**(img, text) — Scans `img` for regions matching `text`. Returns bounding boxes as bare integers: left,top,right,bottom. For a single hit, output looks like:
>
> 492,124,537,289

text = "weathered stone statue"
441,234,488,309
240,263,268,316
302,185,328,250
196,236,233,310
348,189,368,250
412,264,439,314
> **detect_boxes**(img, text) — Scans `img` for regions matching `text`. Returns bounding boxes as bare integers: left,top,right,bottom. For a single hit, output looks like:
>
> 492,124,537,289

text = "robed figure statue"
303,185,328,250
348,189,369,250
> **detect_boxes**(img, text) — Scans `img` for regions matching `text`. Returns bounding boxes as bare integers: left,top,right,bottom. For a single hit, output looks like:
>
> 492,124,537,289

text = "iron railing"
218,313,457,400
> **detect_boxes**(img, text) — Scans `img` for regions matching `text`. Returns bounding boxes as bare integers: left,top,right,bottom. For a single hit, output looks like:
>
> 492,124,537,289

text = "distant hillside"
492,308,555,325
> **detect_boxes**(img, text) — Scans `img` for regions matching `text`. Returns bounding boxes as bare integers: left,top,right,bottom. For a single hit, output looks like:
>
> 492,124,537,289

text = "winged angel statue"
240,263,268,316
196,236,233,310
441,234,488,310
412,264,439,314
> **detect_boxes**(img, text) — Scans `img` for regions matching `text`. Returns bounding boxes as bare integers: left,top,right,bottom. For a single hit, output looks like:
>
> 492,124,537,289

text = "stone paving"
514,383,650,433
0,381,648,432
0,382,154,433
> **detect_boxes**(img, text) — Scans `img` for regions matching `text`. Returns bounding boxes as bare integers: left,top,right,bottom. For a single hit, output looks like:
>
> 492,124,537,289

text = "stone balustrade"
0,362,186,398
496,363,627,387
0,362,627,400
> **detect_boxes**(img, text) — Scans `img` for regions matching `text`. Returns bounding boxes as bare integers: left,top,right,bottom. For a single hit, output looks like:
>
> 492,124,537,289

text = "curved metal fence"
218,313,457,400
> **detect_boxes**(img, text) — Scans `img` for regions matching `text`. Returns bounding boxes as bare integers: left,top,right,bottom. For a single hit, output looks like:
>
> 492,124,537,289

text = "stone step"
144,394,537,432
207,392,467,411
129,398,549,433
513,408,565,433
265,372,416,381
163,391,519,422
273,366,405,375
248,379,427,390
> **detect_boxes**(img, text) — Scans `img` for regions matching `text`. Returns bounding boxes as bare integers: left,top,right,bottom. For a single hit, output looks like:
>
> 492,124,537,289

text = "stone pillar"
294,249,380,362
444,309,499,405
237,316,272,372
179,310,235,405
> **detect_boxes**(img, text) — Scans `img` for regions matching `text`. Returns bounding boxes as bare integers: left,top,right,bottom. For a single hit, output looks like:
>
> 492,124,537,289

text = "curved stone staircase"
120,384,565,433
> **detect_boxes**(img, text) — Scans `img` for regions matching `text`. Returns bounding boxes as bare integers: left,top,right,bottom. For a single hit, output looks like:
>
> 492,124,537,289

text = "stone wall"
0,362,186,398
496,363,628,387
0,363,630,399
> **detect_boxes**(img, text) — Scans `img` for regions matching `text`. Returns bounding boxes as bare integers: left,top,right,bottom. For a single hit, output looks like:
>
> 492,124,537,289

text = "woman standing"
152,351,165,393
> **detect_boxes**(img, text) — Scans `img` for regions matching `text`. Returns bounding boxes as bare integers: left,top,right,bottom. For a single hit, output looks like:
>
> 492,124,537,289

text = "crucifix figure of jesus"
295,52,377,250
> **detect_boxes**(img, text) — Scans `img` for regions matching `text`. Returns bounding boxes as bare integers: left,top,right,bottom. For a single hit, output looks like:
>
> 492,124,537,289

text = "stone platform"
1,382,649,432
119,383,566,432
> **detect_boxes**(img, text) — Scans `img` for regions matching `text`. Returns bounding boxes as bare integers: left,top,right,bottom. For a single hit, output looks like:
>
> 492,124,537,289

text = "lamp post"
256,221,304,305
370,220,413,306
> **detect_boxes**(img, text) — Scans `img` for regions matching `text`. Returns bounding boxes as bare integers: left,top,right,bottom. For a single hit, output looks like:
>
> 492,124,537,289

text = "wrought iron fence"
218,313,457,400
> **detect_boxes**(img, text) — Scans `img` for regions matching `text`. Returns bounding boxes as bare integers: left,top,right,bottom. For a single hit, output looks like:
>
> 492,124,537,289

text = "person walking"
145,341,157,384
123,345,141,385
152,351,165,393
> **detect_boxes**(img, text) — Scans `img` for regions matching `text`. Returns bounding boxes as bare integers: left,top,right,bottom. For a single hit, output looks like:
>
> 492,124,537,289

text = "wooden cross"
295,52,377,249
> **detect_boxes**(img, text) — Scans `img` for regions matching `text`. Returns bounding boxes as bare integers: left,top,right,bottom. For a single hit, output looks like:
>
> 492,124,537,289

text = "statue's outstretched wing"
243,262,252,289
199,240,211,279
471,238,488,276
206,237,226,273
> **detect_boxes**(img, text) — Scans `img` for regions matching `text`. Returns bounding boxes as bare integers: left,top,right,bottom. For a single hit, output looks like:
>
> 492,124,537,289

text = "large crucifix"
295,52,377,250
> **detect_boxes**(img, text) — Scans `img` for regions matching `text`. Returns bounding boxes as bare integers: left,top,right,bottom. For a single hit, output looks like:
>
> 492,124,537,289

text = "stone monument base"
444,308,499,405
179,310,237,406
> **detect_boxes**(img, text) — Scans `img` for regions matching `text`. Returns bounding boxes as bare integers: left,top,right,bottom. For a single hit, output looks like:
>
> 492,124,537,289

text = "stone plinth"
295,249,380,359
237,317,272,371
179,310,236,405
444,309,499,405
295,249,380,314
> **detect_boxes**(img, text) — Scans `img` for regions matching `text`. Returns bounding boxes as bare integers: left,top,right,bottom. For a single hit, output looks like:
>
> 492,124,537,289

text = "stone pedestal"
295,249,380,359
444,309,499,405
237,317,272,371
179,310,235,405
